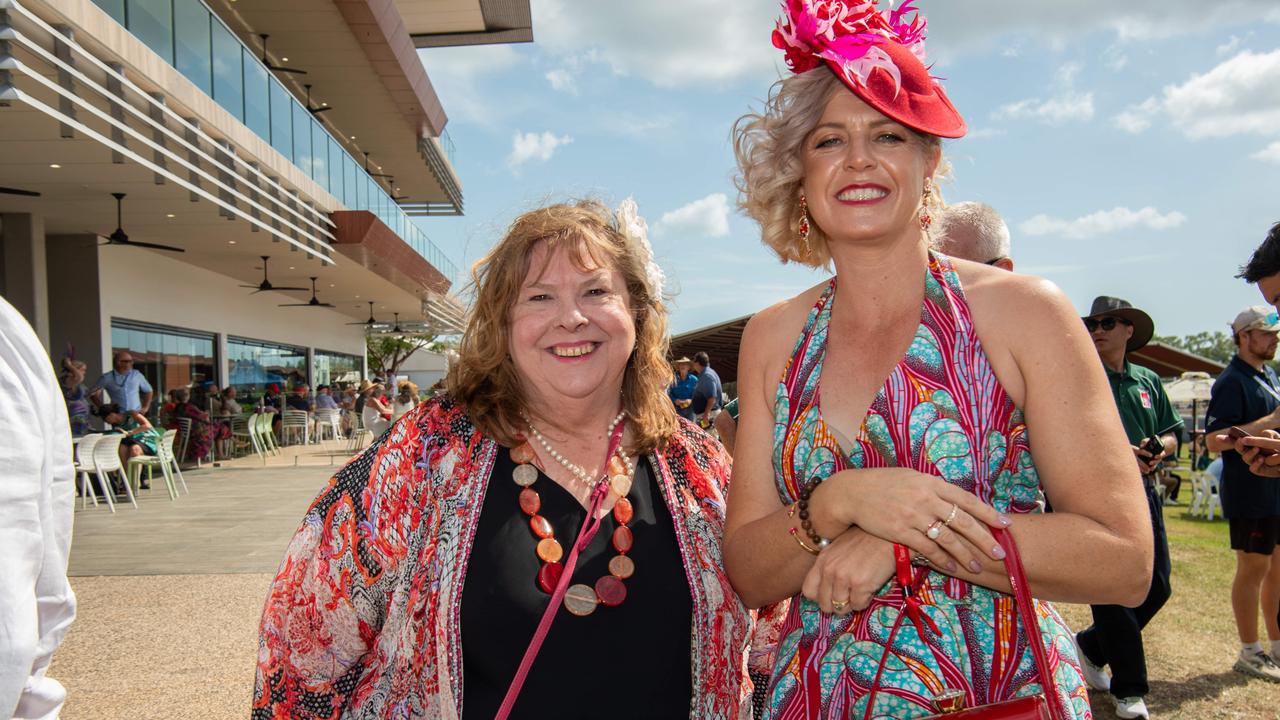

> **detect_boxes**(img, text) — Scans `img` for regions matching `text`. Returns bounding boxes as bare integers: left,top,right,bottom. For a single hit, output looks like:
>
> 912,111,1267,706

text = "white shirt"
0,297,76,718
391,398,416,421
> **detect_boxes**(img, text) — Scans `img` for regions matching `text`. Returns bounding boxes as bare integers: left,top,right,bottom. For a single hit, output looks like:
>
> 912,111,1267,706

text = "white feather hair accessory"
614,197,665,297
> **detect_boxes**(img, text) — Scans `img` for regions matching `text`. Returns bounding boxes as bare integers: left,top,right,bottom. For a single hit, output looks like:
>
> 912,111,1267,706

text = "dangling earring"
919,178,934,232
798,192,812,256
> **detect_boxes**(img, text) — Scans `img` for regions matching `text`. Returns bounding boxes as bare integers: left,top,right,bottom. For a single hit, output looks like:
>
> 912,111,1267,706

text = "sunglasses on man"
1083,317,1132,332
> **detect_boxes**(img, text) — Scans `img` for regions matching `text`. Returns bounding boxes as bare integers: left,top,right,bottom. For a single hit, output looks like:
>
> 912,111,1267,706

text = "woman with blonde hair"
392,380,419,421
724,2,1153,718
254,199,752,718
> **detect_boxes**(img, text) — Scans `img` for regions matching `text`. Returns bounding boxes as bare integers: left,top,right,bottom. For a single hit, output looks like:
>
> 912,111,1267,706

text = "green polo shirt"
1105,360,1183,445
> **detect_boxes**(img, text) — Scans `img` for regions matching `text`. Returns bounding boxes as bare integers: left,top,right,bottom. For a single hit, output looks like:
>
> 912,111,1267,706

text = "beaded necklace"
513,412,635,617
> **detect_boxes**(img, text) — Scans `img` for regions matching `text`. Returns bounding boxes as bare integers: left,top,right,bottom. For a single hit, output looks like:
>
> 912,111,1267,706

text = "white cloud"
1217,35,1243,57
1113,98,1160,134
1114,50,1280,140
657,194,731,238
1102,45,1129,72
507,131,573,168
1019,207,1187,240
545,69,578,95
418,45,521,124
1253,141,1280,164
533,0,777,87
993,62,1095,126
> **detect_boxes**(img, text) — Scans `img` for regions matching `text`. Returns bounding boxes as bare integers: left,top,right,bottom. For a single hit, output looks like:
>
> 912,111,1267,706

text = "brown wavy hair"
446,200,679,453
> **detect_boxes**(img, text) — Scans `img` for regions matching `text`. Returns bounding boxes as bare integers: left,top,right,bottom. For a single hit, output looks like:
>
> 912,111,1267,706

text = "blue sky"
415,0,1280,338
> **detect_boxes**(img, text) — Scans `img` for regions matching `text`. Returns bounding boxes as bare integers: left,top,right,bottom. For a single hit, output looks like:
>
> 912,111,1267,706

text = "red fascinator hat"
773,0,966,138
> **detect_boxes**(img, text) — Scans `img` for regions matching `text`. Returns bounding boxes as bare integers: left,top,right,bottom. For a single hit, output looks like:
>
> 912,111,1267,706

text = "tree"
365,334,452,379
1153,331,1235,364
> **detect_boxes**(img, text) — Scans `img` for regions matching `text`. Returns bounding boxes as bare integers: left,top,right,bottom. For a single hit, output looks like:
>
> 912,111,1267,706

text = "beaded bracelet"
796,481,832,550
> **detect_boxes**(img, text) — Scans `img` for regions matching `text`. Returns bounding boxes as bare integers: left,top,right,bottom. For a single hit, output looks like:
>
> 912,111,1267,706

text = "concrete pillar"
0,212,50,350
216,333,229,391
45,234,104,383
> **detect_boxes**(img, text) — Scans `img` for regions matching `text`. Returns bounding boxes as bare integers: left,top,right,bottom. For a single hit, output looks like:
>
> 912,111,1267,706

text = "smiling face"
800,87,940,247
508,240,636,417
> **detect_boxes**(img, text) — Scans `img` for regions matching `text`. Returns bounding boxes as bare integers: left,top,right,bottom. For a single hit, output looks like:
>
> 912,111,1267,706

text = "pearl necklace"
522,409,627,487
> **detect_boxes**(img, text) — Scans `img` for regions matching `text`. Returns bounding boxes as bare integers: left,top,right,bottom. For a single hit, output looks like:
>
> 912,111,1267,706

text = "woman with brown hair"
723,2,1152,718
254,199,752,718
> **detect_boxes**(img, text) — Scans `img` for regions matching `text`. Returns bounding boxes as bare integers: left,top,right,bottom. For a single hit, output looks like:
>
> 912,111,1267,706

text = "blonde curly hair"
446,200,679,453
733,68,946,269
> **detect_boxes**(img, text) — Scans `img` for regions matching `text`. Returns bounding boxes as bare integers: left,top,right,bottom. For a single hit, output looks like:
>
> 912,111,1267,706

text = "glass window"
328,136,342,200
211,20,244,121
344,154,356,210
314,350,361,388
227,337,307,407
128,0,173,64
292,101,311,175
110,321,217,424
93,0,127,25
269,79,292,160
311,118,328,189
243,48,271,140
173,0,212,96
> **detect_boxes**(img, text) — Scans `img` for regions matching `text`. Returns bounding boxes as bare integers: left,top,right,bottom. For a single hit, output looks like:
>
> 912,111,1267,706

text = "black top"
461,447,693,719
1206,354,1280,517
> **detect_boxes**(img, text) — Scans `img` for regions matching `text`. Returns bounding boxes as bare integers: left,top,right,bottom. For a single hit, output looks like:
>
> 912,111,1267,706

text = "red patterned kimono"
253,395,754,718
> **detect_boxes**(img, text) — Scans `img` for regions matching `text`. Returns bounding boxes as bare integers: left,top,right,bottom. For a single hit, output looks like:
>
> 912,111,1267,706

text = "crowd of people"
6,2,1280,719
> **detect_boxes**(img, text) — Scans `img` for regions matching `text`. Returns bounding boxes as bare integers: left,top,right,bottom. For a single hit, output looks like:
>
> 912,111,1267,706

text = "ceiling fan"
258,35,306,75
304,84,331,114
385,176,409,202
240,255,309,294
345,301,388,327
362,152,392,179
279,277,335,308
0,186,41,197
101,193,185,253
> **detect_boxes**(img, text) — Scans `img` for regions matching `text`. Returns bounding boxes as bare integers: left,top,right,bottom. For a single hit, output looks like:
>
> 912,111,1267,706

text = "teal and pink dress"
764,253,1090,719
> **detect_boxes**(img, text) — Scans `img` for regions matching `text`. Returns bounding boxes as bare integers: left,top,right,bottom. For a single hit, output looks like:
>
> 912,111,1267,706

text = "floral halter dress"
763,254,1091,719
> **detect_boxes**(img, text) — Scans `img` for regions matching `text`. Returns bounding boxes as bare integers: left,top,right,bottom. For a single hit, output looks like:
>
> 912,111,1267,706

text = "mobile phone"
1141,436,1165,457
1227,426,1277,457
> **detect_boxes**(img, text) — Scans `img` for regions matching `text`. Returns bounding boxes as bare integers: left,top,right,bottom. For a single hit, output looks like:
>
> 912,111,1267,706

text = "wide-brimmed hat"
1231,305,1280,335
1083,296,1154,352
773,0,967,138
673,356,692,364
357,379,375,393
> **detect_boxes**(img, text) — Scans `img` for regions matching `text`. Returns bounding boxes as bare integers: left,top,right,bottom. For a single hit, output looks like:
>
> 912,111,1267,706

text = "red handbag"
862,528,1069,720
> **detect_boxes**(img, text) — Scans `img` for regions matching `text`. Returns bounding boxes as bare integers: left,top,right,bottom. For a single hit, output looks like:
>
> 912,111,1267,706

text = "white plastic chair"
92,434,137,510
1189,471,1223,521
281,409,310,446
74,434,112,513
128,429,179,501
313,408,343,443
346,410,370,452
231,414,261,459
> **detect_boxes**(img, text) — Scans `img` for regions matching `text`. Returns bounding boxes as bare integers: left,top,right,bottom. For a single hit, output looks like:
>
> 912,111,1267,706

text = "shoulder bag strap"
995,527,1068,720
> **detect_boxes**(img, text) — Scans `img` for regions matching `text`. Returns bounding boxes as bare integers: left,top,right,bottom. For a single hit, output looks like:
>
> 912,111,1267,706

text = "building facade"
0,0,528,412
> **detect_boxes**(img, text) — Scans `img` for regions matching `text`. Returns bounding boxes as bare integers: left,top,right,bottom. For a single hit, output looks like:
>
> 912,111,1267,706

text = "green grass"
1057,507,1280,719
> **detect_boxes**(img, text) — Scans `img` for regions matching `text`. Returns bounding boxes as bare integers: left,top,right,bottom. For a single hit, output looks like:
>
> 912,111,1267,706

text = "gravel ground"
50,574,270,719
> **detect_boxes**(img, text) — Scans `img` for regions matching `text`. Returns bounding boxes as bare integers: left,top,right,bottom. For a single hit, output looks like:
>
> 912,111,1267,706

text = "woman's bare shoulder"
742,279,831,351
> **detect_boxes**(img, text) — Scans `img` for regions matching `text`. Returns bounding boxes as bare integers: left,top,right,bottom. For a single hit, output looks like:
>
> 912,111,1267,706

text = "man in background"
0,295,76,717
90,350,153,417
1075,296,1181,719
935,201,1013,270
690,351,722,429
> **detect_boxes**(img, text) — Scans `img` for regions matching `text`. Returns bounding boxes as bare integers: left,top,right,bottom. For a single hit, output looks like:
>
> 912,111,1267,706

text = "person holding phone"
1204,302,1280,681
1074,296,1183,718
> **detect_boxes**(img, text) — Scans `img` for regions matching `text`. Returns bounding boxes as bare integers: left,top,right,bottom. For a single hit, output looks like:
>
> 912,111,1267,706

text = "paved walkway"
51,457,347,718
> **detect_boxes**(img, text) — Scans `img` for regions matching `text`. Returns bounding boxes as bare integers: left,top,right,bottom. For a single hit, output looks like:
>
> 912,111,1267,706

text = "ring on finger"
925,519,944,540
831,599,849,611
941,503,958,527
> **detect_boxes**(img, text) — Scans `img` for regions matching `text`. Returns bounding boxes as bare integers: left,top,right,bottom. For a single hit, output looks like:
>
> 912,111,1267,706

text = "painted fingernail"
946,560,957,572
992,545,1006,559
968,560,983,573
998,514,1013,527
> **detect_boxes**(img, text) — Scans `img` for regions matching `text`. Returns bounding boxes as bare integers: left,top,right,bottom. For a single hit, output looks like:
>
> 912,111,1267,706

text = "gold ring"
926,520,943,540
942,503,959,526
831,599,849,611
